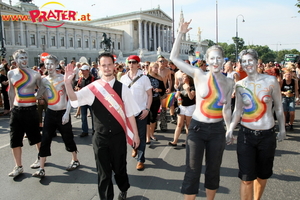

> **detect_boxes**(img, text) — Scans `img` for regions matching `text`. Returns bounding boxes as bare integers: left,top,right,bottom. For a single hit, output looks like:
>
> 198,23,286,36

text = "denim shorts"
237,125,277,181
282,96,295,112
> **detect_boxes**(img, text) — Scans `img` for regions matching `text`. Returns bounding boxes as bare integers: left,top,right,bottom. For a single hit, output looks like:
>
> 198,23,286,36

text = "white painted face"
241,54,257,75
207,50,224,73
45,59,57,75
16,53,28,68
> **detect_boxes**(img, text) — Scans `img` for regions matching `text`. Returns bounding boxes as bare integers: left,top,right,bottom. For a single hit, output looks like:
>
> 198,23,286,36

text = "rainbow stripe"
195,51,200,59
200,73,224,118
13,69,36,103
165,92,176,108
239,83,269,122
46,81,61,105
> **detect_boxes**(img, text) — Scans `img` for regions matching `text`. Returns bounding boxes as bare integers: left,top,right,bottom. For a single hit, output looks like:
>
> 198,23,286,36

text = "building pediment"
0,2,23,13
142,9,172,21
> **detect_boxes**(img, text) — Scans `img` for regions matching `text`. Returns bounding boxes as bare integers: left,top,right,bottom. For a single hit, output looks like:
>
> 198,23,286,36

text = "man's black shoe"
80,132,88,137
118,191,127,200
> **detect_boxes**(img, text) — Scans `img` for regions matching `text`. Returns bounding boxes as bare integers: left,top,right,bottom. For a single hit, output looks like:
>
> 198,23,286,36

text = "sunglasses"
158,60,165,63
128,61,138,64
144,65,149,67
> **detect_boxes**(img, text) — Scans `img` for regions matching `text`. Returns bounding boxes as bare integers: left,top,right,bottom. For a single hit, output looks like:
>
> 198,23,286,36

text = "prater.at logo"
29,2,91,28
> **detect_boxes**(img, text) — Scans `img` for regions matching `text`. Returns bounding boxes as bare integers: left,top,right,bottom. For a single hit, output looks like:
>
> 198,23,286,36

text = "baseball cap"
80,65,90,70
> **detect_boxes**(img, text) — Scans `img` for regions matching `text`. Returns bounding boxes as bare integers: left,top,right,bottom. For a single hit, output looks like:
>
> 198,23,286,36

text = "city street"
0,107,299,200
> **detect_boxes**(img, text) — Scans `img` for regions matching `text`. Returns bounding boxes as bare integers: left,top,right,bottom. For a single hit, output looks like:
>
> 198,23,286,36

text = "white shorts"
179,104,196,117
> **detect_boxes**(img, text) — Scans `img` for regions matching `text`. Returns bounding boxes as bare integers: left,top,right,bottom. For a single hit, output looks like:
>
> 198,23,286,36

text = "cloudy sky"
4,0,300,51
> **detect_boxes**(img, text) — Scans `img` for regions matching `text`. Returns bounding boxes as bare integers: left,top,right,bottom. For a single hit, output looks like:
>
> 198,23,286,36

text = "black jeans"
181,119,225,194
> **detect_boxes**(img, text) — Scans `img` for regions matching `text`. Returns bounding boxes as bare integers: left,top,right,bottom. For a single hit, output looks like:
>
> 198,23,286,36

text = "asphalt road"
0,107,299,200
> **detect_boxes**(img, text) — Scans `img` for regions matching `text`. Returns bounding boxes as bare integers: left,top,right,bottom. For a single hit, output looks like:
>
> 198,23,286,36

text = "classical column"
65,27,68,49
96,32,99,50
138,20,142,49
56,27,59,49
149,22,152,51
157,24,161,52
73,29,76,49
47,27,50,48
89,30,91,50
153,23,157,51
36,24,39,48
81,30,84,50
143,21,148,50
168,26,172,51
19,21,24,46
10,21,15,45
162,25,165,52
25,23,28,47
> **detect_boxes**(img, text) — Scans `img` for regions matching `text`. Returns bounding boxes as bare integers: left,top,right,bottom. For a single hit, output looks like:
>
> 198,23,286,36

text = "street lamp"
0,9,6,57
216,1,218,44
235,14,245,62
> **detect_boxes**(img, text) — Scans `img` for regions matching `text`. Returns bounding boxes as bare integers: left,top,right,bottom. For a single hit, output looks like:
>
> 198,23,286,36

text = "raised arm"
64,64,77,101
170,20,199,77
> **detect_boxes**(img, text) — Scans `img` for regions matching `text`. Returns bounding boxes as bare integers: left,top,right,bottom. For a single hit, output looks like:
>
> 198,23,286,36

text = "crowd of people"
0,21,299,200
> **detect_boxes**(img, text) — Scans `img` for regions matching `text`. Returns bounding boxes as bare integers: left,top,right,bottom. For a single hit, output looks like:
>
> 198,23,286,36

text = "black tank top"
281,79,295,94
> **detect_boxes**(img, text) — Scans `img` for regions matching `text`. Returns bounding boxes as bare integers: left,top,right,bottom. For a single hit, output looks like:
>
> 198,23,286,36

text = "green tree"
203,39,215,47
232,37,245,61
296,0,300,13
245,45,276,62
277,49,300,63
218,43,236,61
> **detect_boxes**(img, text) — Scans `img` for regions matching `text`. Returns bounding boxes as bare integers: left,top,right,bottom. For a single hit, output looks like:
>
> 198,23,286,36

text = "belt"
241,125,275,136
14,105,37,110
47,109,66,113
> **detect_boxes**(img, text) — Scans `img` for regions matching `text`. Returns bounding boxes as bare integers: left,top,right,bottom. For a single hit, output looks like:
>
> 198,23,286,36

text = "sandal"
66,160,80,171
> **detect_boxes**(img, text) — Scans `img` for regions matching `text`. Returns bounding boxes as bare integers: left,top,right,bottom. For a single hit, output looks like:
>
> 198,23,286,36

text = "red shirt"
236,69,247,80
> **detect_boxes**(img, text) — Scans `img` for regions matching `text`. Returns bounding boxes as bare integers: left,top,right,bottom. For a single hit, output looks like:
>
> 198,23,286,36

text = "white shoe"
32,168,45,178
8,166,24,177
30,159,40,169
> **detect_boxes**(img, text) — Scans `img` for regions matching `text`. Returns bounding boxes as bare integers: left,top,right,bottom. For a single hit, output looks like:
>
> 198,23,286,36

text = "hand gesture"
179,19,193,34
64,63,75,84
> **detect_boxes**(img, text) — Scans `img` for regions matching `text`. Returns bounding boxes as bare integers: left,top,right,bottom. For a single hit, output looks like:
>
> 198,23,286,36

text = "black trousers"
92,130,130,200
39,109,77,157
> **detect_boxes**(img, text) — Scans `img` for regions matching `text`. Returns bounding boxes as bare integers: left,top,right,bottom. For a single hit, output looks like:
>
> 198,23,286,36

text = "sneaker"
32,168,45,178
118,191,127,200
30,159,40,169
8,166,24,177
66,160,80,171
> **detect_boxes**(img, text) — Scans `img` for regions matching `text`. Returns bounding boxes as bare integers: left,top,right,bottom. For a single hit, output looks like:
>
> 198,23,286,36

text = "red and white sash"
87,79,134,146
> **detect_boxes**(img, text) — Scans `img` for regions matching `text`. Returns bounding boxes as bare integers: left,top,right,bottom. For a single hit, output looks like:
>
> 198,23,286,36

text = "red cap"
128,55,140,63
